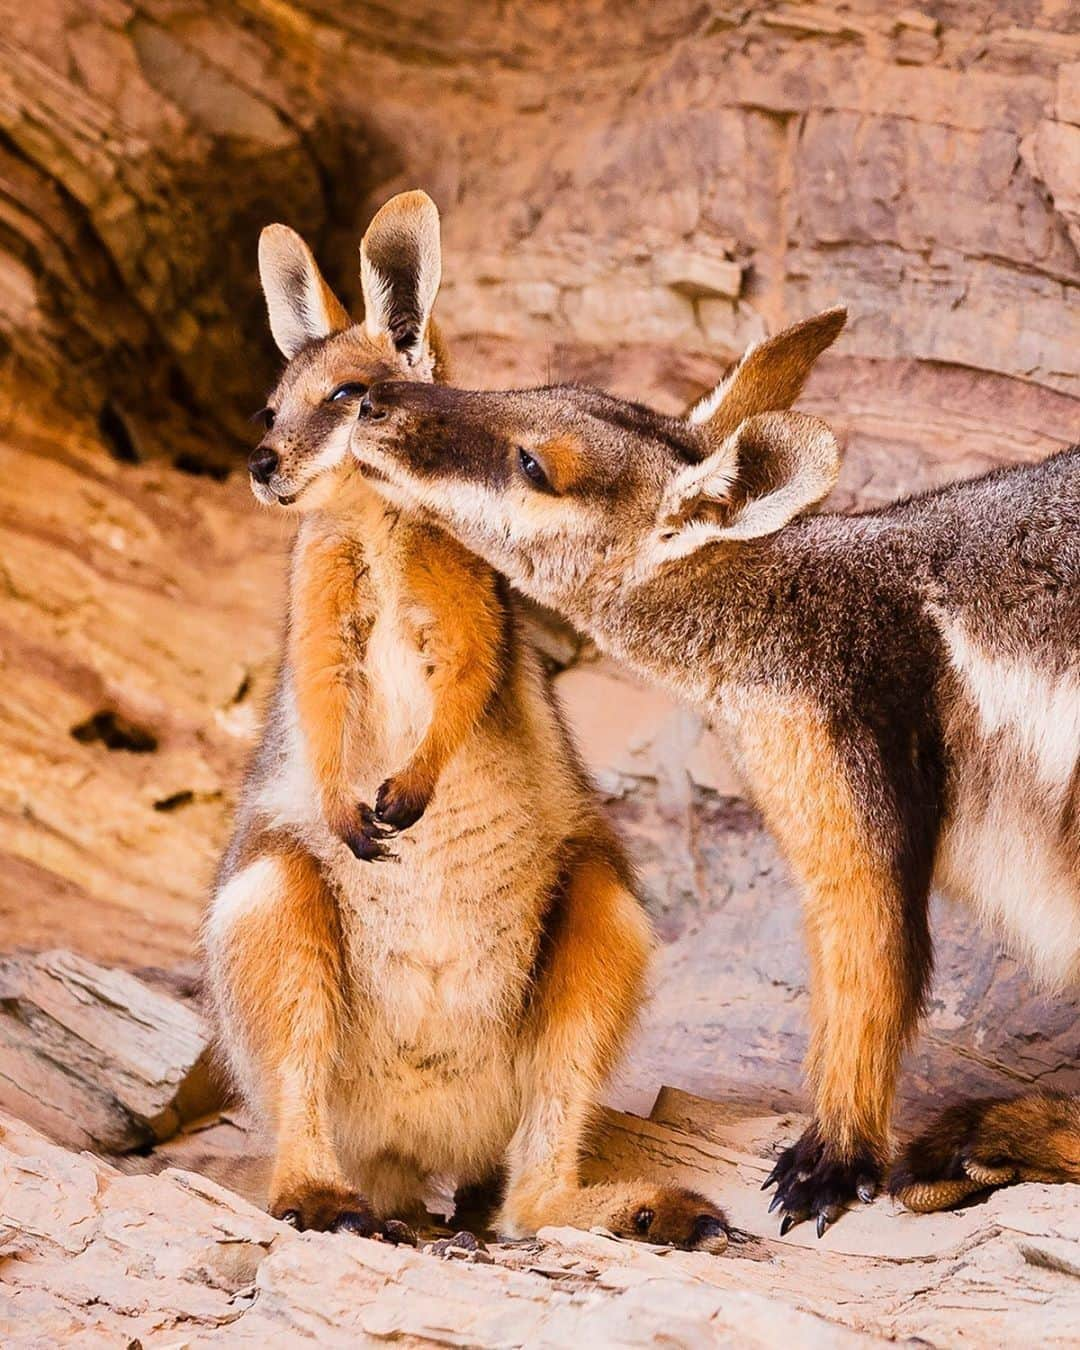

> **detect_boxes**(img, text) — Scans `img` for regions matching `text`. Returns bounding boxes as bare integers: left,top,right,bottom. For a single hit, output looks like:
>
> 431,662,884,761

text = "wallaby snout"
249,444,280,484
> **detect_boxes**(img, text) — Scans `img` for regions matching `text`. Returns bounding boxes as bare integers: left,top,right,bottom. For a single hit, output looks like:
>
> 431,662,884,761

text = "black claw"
779,1213,798,1236
857,1179,877,1204
767,1193,783,1214
761,1164,780,1190
333,1209,377,1236
816,1213,829,1239
381,1219,417,1246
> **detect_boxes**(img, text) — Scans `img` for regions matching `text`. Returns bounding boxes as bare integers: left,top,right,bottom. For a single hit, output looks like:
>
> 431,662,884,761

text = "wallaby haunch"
348,308,1080,1234
203,192,728,1252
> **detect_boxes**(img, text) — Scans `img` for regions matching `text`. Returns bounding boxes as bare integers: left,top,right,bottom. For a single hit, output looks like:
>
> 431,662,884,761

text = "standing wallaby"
202,191,729,1252
346,309,1080,1234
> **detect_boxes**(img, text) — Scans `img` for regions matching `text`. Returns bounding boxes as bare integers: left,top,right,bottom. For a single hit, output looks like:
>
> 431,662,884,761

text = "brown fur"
204,194,727,1250
349,305,1080,1235
890,1091,1080,1212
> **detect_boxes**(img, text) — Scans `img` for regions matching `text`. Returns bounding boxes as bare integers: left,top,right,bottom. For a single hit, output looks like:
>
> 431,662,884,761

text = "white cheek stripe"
308,420,353,475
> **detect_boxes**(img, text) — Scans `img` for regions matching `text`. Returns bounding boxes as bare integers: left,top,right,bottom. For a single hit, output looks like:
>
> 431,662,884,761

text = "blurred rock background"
0,1,1077,1122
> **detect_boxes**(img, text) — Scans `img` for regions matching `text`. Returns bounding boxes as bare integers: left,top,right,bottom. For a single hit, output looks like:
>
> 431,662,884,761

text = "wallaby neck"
574,532,811,718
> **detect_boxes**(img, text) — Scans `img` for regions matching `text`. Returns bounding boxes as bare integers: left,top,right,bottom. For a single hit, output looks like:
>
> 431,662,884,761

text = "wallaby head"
350,307,846,605
250,189,445,512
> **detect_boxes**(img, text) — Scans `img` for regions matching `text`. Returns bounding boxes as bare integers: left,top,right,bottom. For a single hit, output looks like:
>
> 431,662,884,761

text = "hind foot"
270,1180,416,1243
762,1125,880,1238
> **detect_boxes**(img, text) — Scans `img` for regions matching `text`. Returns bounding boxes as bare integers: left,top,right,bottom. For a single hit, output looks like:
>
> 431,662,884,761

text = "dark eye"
252,406,275,430
518,447,550,490
328,382,368,403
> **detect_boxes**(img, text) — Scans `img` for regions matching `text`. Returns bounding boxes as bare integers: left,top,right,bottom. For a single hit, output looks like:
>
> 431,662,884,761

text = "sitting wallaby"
203,191,728,1252
347,309,1080,1234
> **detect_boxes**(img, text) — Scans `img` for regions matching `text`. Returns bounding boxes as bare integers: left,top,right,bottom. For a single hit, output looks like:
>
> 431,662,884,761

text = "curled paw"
761,1126,880,1238
888,1092,1080,1213
340,804,399,863
613,1186,730,1253
373,774,430,832
270,1182,379,1235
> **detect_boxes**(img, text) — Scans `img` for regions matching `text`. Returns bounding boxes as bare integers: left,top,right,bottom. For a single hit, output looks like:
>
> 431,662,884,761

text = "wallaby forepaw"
762,1125,881,1237
340,805,399,863
270,1182,417,1242
373,774,430,831
612,1187,730,1254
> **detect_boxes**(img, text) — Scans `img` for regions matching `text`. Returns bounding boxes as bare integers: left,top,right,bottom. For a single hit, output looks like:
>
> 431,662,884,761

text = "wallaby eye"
252,406,275,430
518,447,550,491
327,382,368,403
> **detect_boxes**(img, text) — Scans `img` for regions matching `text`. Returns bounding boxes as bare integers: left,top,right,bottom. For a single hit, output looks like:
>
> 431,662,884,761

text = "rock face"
0,7,1078,1339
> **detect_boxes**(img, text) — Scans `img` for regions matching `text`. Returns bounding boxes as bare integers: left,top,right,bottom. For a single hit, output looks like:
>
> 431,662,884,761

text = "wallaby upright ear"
648,411,840,568
360,190,441,368
258,224,351,359
688,306,847,440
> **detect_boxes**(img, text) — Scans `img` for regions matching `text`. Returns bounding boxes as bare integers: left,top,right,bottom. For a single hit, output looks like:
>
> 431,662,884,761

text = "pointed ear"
360,190,441,367
258,224,351,359
647,412,840,568
688,307,847,441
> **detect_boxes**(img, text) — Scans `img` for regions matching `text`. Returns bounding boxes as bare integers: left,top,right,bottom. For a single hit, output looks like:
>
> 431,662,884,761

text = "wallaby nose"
357,391,386,422
248,445,279,484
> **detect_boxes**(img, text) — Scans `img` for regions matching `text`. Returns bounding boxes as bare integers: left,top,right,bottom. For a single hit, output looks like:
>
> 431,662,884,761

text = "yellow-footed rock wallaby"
347,307,1080,1235
203,191,728,1252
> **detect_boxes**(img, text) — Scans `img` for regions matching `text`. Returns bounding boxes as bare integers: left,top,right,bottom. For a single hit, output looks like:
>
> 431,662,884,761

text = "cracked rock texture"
3,1098,1080,1347
0,3,1078,1341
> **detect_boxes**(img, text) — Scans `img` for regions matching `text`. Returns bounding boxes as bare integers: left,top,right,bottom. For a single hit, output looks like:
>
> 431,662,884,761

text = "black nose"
358,391,387,422
249,445,279,484
691,1213,727,1242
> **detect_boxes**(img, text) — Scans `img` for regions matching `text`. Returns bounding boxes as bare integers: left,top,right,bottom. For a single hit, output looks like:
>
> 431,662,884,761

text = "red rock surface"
0,0,1076,1167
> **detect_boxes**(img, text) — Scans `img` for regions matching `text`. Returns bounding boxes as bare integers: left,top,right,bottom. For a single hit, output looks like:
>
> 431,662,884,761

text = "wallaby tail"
889,1090,1080,1212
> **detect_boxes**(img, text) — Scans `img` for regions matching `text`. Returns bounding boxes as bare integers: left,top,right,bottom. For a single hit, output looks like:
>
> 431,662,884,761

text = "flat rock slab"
2,1105,1079,1347
0,949,220,1152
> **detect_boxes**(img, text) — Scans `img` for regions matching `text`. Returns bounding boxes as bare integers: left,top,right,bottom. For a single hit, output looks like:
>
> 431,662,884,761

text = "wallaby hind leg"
498,853,729,1253
740,708,935,1237
208,848,375,1234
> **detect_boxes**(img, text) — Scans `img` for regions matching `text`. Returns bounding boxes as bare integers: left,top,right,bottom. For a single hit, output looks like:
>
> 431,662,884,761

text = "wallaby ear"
648,412,840,568
688,307,847,441
258,224,351,359
360,190,441,367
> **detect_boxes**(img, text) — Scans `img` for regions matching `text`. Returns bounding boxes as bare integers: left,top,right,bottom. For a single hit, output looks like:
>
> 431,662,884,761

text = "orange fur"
288,528,371,836
501,855,651,1230
216,849,346,1209
390,532,504,805
737,701,916,1160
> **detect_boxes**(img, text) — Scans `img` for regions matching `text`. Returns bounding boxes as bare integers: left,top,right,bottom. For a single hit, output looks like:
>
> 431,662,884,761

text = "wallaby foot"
762,1125,880,1238
270,1180,416,1243
499,1181,729,1254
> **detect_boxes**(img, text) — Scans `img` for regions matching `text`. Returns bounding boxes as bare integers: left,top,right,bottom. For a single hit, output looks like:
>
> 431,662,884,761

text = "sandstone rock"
0,949,220,1152
3,1099,1079,1347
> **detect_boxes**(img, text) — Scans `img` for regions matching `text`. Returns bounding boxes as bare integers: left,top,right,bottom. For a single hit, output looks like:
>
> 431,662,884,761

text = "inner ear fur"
689,306,847,441
655,411,840,559
360,190,442,367
258,224,351,359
